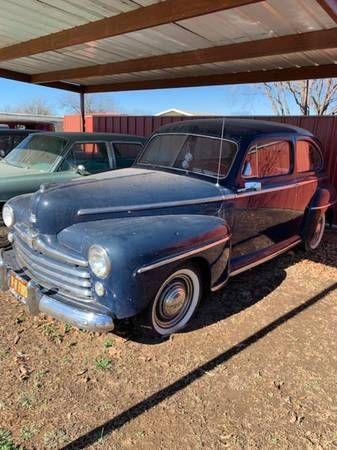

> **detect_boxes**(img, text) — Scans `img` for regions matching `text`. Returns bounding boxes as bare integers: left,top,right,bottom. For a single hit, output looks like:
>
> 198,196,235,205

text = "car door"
294,138,324,227
57,141,112,174
231,137,300,264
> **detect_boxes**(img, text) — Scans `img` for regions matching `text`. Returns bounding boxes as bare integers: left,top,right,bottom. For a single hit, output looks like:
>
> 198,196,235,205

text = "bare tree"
1,98,54,115
59,93,118,114
263,79,337,115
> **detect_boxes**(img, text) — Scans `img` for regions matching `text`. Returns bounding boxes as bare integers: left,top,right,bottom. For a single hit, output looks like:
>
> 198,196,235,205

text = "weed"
103,339,113,348
41,323,63,342
0,429,23,450
95,357,113,371
20,426,35,441
64,323,72,333
19,394,34,410
0,348,9,361
43,429,68,449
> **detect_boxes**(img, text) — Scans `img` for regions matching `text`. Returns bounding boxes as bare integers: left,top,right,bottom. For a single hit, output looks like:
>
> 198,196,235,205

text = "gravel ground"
0,230,336,449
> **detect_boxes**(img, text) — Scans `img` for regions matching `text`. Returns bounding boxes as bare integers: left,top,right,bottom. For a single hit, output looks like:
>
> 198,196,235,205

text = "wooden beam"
0,0,263,62
33,28,337,84
317,0,337,23
84,64,337,93
0,68,30,83
0,67,82,92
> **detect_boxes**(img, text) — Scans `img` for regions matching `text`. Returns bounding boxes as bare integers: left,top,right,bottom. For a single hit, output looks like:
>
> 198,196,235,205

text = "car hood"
19,168,225,235
0,160,45,177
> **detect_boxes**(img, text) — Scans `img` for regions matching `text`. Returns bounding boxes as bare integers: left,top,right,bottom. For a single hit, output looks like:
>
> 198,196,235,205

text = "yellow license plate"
9,273,28,299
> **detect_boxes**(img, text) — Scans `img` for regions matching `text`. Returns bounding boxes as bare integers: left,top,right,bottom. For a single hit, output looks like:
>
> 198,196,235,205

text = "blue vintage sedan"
1,119,336,337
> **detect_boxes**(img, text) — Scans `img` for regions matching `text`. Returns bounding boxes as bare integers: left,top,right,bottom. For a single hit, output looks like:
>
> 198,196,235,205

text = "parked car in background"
0,129,39,157
0,131,145,246
1,119,335,337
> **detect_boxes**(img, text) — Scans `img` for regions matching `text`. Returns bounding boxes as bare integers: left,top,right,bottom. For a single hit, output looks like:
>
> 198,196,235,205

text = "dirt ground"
0,230,336,450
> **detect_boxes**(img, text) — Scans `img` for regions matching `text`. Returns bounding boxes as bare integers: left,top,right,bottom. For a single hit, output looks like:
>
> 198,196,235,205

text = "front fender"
58,214,231,318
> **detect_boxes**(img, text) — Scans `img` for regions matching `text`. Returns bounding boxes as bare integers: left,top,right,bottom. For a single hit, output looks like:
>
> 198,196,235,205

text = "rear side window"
296,140,322,173
243,140,291,179
114,142,143,168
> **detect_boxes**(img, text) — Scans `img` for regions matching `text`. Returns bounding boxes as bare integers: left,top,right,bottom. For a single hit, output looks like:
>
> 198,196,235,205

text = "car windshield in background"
5,135,67,171
138,133,237,178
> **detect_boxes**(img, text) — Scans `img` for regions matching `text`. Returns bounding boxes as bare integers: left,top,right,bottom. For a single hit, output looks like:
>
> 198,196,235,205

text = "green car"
0,131,146,246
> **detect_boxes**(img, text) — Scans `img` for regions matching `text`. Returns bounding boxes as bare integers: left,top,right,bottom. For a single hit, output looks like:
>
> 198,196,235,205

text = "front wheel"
135,265,202,338
304,213,325,251
0,221,10,248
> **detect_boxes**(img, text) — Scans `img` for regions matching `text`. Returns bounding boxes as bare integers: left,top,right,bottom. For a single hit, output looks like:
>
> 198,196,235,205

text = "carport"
0,0,337,131
1,2,337,448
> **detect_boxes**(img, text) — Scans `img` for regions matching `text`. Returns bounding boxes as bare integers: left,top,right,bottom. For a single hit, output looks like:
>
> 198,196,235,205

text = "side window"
242,146,258,178
258,141,291,178
242,140,291,179
60,142,110,173
114,142,143,168
297,140,322,173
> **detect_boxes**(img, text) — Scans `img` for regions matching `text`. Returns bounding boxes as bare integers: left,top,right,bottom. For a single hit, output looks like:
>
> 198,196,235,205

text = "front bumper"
0,250,114,332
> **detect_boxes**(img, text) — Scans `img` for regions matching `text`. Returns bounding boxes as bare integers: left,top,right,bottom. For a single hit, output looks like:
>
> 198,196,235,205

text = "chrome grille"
14,231,93,301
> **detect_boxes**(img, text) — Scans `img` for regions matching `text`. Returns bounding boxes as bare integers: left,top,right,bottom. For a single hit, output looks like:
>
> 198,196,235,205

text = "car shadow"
122,231,337,345
61,281,337,450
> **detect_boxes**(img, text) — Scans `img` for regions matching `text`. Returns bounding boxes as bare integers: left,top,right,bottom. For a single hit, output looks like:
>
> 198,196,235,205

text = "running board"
211,238,302,292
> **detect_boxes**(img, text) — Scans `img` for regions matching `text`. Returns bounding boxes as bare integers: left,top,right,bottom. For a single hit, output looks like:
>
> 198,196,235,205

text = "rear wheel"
304,213,325,251
135,265,202,338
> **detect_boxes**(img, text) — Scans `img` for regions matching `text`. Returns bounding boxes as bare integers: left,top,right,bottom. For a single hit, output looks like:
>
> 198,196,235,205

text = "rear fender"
303,188,336,238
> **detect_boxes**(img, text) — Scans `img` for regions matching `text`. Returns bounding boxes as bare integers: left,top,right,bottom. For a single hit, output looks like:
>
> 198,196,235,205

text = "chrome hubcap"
161,282,187,318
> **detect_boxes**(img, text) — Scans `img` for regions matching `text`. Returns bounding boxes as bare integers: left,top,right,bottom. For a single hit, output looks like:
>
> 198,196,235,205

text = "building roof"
0,1,336,94
155,118,314,141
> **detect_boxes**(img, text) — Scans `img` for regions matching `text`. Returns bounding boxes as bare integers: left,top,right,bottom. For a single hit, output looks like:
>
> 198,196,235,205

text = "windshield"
138,134,237,178
4,134,67,171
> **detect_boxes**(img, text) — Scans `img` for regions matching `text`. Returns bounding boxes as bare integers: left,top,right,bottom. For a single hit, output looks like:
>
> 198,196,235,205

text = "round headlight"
2,204,14,228
88,245,111,279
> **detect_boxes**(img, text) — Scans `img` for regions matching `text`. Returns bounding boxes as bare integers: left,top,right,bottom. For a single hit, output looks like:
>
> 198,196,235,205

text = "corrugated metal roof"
0,0,336,91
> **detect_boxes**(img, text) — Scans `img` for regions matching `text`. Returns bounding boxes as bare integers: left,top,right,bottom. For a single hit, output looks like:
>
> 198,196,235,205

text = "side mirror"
76,164,88,176
238,181,262,193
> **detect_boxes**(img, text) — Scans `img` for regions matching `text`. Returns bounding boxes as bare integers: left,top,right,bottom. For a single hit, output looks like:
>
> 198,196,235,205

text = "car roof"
0,129,38,134
32,131,146,142
155,118,313,142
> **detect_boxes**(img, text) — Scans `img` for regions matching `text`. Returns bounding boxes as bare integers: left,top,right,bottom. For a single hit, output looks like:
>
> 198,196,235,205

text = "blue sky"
0,77,276,116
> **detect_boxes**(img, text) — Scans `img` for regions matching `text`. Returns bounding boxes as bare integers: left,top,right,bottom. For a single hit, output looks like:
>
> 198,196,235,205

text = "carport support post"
80,91,86,132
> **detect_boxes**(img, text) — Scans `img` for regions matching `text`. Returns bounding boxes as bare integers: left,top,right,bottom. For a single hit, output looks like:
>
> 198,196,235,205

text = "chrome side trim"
229,239,302,278
137,236,230,274
211,278,228,293
310,200,337,210
78,196,226,216
236,178,321,199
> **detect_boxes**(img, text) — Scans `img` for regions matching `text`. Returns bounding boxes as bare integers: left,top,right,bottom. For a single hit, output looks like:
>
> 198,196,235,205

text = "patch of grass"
0,429,23,450
95,357,113,371
0,348,9,361
18,394,35,410
41,323,63,342
20,426,35,442
43,430,68,449
103,338,113,349
64,323,72,333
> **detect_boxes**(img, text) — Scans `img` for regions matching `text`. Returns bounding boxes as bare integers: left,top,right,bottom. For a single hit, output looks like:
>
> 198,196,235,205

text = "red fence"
64,114,337,222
